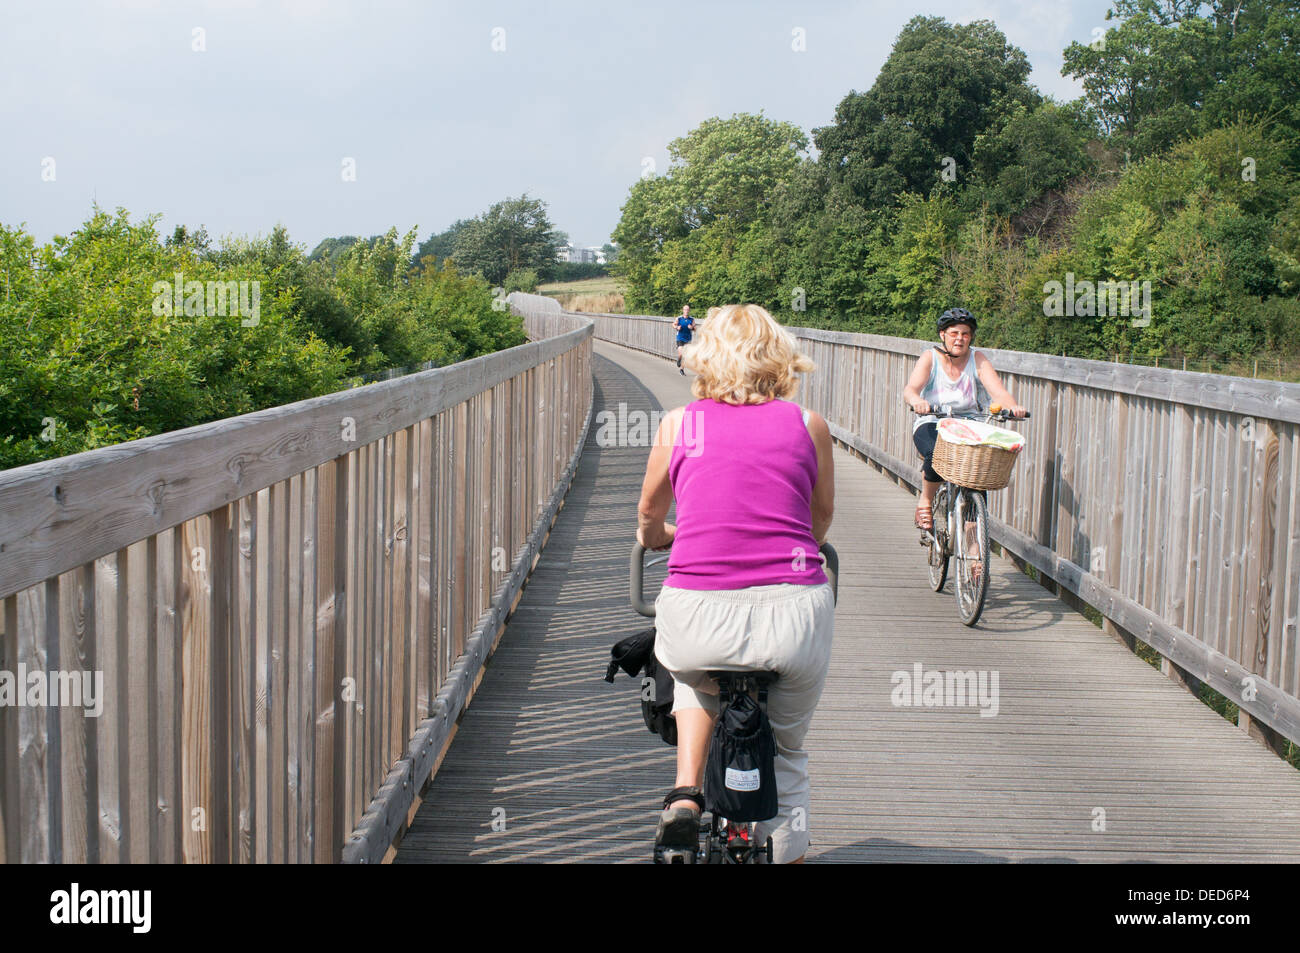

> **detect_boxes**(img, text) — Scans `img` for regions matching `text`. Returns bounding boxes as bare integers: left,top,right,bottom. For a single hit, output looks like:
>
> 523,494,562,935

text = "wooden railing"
0,295,593,863
587,309,1300,747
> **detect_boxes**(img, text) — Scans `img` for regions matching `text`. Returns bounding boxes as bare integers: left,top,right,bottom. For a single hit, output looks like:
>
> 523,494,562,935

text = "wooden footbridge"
3,293,1299,863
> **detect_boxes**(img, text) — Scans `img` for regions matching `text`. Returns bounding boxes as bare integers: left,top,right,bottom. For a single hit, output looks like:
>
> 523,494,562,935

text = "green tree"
969,101,1096,216
661,112,808,229
165,224,212,255
1063,0,1300,160
308,235,375,268
814,16,1038,207
451,195,562,286
613,112,808,310
412,218,472,272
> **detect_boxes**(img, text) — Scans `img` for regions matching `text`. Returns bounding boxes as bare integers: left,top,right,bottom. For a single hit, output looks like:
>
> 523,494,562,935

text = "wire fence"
1104,353,1299,383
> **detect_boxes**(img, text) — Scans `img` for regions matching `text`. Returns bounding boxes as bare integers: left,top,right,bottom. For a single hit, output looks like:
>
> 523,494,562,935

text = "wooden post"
1237,709,1291,759
1241,424,1278,680
1161,656,1201,693
1103,392,1130,644
179,517,213,864
1036,380,1060,552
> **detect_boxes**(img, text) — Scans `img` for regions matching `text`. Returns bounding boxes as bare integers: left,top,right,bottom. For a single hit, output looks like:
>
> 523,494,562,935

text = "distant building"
556,243,604,265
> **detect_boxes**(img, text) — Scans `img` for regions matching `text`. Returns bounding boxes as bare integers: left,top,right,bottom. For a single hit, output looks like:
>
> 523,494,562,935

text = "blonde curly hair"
683,304,815,404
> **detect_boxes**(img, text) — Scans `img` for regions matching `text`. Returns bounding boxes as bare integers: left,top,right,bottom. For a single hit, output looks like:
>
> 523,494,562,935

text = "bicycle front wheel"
954,490,989,626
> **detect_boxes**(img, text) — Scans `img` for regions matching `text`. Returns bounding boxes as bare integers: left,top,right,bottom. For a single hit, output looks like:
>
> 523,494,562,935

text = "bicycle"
629,539,839,864
914,404,1030,627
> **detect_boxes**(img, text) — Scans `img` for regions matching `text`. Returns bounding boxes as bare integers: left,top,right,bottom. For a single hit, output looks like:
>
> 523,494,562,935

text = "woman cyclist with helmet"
637,303,835,864
903,308,1026,534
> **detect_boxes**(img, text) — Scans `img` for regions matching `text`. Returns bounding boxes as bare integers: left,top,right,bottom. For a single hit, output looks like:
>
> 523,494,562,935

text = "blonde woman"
636,304,835,864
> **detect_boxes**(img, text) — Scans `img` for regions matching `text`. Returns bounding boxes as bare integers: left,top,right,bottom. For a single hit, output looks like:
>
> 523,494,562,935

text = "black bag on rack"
604,626,677,747
702,681,778,822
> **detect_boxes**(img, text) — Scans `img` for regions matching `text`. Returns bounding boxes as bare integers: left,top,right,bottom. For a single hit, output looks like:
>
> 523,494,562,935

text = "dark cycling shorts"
676,336,691,345
913,423,941,483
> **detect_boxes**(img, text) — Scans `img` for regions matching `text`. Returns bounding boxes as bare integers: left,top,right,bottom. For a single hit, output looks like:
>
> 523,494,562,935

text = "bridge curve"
2,291,1298,863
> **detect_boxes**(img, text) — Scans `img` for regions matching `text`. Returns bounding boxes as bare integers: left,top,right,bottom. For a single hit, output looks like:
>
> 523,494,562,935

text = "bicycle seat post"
708,671,778,711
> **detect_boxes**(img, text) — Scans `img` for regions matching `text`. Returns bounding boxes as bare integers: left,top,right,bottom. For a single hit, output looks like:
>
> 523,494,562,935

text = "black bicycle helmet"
937,307,977,336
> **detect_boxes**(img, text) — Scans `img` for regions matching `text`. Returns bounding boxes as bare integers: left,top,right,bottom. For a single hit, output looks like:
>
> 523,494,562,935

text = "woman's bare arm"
637,407,682,549
807,411,835,544
902,349,933,413
974,352,1025,416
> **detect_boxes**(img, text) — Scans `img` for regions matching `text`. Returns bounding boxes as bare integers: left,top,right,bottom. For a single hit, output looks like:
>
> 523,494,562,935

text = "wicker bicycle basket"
932,433,1019,491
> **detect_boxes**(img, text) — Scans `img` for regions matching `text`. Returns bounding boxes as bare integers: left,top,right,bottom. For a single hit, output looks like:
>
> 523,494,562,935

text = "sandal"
656,786,704,849
915,499,933,531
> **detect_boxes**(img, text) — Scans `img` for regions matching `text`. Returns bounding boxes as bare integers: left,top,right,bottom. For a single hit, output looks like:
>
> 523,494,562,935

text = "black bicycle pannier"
604,626,677,746
703,688,778,821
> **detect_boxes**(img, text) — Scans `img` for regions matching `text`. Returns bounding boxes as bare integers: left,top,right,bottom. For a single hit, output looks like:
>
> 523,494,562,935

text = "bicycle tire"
927,485,949,592
954,490,990,626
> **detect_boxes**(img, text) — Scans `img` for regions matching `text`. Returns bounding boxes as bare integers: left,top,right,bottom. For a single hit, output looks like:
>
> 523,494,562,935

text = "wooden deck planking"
395,340,1300,864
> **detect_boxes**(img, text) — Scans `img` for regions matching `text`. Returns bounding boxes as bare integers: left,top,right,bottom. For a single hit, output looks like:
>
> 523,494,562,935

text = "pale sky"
1,0,1113,251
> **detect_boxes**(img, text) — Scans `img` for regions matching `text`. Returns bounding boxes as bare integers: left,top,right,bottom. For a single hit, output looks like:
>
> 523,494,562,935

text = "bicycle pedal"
654,845,698,864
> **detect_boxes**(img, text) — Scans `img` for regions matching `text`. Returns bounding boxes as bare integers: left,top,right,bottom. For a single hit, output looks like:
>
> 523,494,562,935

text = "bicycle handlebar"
630,540,839,617
629,541,659,617
909,404,1031,421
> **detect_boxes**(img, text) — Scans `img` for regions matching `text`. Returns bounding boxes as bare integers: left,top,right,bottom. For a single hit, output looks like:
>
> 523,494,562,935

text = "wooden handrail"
0,295,593,863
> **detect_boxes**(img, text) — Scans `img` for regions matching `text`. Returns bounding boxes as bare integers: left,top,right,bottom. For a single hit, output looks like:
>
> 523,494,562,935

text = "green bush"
0,208,525,471
504,268,539,294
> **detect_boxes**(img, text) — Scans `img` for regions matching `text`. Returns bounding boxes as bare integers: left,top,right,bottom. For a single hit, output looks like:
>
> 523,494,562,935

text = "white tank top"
913,348,985,432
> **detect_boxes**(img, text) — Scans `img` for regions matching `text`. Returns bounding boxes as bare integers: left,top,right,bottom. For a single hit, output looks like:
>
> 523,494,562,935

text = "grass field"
538,275,627,313
537,275,625,295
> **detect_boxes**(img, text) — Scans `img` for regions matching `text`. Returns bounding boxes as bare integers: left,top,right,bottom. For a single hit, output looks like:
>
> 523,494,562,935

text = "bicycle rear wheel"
954,490,989,626
927,485,949,592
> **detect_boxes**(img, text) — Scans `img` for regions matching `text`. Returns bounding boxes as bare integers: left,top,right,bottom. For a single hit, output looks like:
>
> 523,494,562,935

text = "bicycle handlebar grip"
630,541,656,617
989,404,1032,421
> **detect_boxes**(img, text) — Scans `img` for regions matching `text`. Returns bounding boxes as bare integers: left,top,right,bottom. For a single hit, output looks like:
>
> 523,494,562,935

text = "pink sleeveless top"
664,398,827,590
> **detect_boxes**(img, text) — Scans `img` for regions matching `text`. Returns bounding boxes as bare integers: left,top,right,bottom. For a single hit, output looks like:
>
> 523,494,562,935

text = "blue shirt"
674,316,694,340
